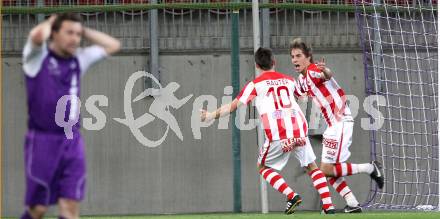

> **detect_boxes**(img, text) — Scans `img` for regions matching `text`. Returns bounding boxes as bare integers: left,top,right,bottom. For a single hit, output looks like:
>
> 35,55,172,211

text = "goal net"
355,0,439,210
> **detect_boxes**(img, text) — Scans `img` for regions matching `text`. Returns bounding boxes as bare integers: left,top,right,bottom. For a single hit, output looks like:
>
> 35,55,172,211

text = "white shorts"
258,137,316,171
321,119,353,164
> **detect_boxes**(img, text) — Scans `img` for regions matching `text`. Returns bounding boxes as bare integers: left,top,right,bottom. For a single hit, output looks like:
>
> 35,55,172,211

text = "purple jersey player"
21,13,120,219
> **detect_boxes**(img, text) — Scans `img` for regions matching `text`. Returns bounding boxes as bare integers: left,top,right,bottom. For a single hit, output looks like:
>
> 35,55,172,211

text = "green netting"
1,3,436,15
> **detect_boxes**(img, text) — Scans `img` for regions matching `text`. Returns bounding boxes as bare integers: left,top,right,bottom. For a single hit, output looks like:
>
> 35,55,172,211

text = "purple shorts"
24,130,86,206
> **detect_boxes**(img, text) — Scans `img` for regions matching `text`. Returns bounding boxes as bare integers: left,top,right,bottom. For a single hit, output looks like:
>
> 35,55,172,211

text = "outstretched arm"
200,98,242,122
29,15,56,46
82,27,121,55
316,58,333,80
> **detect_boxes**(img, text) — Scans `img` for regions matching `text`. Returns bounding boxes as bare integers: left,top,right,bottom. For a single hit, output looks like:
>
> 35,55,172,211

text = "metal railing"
2,0,435,53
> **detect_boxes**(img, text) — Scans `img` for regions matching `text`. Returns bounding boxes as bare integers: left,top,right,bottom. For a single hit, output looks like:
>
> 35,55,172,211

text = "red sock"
328,176,351,197
308,168,334,211
334,163,353,177
259,168,297,200
328,177,359,207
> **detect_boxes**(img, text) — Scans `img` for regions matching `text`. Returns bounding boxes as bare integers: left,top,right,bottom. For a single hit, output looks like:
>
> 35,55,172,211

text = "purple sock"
20,211,33,219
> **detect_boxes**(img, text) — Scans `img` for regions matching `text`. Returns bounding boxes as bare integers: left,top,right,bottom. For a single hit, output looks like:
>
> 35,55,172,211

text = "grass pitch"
76,211,440,219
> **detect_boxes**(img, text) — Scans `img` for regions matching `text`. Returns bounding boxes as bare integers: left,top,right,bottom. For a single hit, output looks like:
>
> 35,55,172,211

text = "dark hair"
254,47,274,70
289,38,313,63
51,13,83,33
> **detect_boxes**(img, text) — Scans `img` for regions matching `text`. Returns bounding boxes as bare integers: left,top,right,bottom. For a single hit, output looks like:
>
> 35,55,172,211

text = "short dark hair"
254,47,274,70
289,38,313,63
51,13,83,33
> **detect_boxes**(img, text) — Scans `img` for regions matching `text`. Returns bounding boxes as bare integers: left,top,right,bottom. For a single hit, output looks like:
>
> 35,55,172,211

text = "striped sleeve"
308,69,326,86
293,79,307,97
235,81,257,105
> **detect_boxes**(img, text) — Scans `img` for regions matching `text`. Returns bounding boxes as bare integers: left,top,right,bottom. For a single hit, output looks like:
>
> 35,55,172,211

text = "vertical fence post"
148,0,160,95
252,0,269,214
231,0,242,213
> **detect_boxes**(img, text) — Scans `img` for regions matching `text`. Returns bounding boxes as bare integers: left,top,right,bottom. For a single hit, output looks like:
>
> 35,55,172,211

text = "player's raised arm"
200,98,242,122
82,27,121,55
315,58,333,80
201,75,257,122
23,15,57,78
28,15,56,46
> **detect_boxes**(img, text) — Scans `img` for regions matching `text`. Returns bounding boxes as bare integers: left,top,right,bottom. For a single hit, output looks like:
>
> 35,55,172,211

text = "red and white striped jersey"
235,71,308,142
296,63,352,127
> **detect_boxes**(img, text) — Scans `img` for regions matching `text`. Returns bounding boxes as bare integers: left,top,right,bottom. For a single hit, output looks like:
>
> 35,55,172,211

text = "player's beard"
59,44,78,57
65,43,79,56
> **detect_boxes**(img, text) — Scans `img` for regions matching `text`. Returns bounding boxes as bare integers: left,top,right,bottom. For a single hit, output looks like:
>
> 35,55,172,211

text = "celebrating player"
289,38,384,213
21,13,120,219
201,48,336,214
